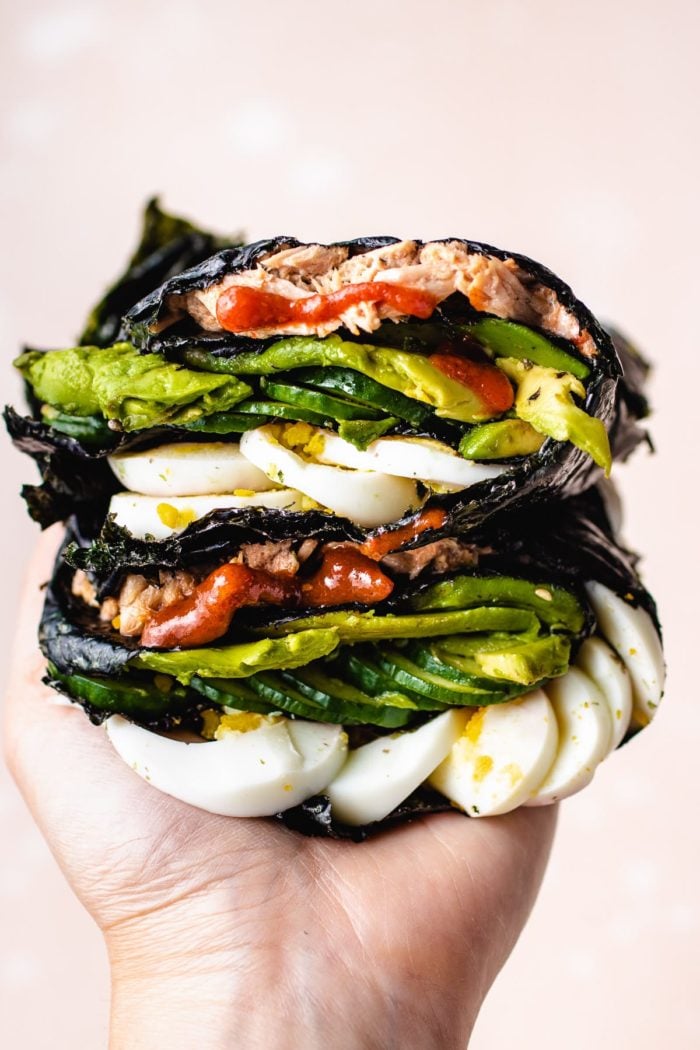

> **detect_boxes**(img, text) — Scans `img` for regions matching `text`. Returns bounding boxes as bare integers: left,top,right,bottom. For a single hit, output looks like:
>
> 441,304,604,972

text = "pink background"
1,1,698,1045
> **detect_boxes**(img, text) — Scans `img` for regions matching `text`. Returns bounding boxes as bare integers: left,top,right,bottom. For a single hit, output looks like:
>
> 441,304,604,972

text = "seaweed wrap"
7,236,649,533
38,486,664,834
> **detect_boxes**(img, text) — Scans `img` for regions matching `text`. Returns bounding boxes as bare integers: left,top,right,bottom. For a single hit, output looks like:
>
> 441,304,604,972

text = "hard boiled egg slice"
585,582,665,725
314,431,505,489
239,424,420,528
108,442,271,497
326,709,468,826
109,489,306,540
429,690,558,817
105,713,348,817
576,636,633,752
526,667,612,806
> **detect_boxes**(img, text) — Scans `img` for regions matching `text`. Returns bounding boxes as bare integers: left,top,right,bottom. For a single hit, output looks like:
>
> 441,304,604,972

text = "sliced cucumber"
281,668,415,728
234,400,331,425
293,367,431,425
183,411,269,434
43,411,116,446
48,664,192,720
261,378,384,421
466,319,591,380
246,671,356,723
188,675,278,715
376,650,513,706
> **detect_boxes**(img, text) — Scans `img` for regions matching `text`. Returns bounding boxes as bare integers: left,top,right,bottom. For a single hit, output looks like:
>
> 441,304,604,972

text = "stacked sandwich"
6,206,664,836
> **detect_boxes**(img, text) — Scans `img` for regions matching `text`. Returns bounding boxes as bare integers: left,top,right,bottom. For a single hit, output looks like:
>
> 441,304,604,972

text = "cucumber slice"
43,411,116,447
293,367,431,426
247,671,356,723
281,668,415,728
234,400,331,425
407,643,511,690
183,411,269,434
188,675,278,715
340,651,448,712
377,650,513,706
261,378,384,421
466,319,591,380
48,664,192,720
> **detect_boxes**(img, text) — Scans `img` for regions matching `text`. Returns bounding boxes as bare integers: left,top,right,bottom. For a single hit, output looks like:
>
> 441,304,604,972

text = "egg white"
108,441,271,497
109,489,306,540
239,424,420,528
105,714,348,817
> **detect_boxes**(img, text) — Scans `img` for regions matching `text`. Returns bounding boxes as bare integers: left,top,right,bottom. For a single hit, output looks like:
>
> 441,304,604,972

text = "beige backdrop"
1,1,698,1046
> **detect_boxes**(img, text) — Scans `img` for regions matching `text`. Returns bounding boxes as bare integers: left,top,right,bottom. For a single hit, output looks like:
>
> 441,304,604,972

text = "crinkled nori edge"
79,197,243,349
276,787,457,841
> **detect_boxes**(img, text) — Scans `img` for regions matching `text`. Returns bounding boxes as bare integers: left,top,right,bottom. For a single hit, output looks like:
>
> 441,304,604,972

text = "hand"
5,527,558,1050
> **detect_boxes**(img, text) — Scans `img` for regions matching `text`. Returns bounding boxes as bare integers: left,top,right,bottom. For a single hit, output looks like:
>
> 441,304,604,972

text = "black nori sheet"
79,198,242,348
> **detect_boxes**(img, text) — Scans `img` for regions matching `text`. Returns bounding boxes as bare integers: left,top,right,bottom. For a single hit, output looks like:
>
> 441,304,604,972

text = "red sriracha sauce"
141,550,394,649
359,507,448,561
141,563,301,649
301,547,394,607
429,353,514,415
215,282,438,333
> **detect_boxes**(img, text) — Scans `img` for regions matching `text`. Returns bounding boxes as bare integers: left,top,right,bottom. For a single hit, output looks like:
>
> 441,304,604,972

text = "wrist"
106,903,478,1050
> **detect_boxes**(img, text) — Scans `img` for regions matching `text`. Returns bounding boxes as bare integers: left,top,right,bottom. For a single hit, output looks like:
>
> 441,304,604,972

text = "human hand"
5,528,558,1050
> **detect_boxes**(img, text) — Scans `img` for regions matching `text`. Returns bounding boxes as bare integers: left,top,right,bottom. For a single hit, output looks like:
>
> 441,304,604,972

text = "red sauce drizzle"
429,353,514,414
141,549,394,649
359,507,448,561
216,282,438,333
141,564,301,649
301,547,394,608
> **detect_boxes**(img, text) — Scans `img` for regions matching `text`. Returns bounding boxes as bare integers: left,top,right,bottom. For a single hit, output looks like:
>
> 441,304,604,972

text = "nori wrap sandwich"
37,487,664,833
8,236,649,533
5,214,664,837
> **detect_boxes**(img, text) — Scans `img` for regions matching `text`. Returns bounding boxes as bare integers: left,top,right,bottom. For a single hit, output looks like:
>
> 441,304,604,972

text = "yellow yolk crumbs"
473,755,493,782
200,710,281,740
279,422,326,460
215,712,282,738
200,709,222,740
233,489,256,497
465,708,487,745
156,503,196,530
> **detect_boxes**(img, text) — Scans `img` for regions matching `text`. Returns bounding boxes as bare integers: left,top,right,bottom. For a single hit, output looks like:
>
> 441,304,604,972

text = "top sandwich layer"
8,231,651,533
125,237,602,354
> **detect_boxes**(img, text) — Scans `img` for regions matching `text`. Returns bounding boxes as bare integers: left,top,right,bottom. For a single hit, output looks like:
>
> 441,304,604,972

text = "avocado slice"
15,343,252,432
459,418,545,459
497,357,612,473
133,628,340,685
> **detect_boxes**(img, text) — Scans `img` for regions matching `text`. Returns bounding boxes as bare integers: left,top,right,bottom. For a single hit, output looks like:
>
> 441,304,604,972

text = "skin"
4,527,558,1049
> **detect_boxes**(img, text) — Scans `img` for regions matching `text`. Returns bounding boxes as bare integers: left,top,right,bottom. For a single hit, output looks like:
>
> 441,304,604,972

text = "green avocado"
133,628,340,685
497,358,612,473
411,575,585,633
459,419,545,460
472,635,571,686
259,606,537,642
197,335,502,424
15,343,252,432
